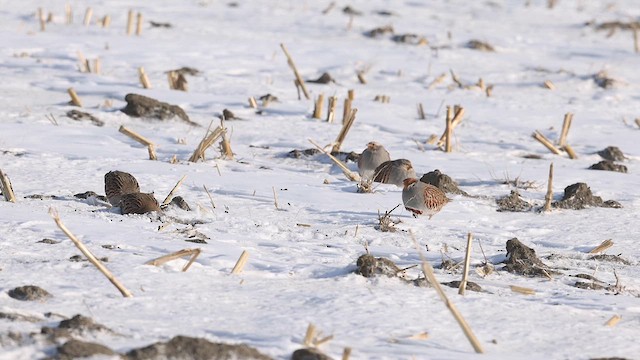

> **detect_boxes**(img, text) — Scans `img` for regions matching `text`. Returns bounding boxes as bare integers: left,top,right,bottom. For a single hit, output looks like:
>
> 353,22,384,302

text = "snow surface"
1,0,639,359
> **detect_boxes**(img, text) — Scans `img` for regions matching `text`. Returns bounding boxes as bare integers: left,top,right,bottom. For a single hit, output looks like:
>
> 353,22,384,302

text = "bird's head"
403,178,418,189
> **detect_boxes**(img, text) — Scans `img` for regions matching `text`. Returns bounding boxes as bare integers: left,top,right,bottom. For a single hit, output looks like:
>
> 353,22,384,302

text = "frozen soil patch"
496,190,532,212
7,285,51,301
589,160,628,173
125,335,272,360
121,93,196,125
552,183,622,210
291,348,332,360
503,238,557,277
55,339,117,360
597,146,626,161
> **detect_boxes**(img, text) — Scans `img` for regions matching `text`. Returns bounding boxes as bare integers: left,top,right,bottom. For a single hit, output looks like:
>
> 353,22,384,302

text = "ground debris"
288,148,321,158
496,190,533,212
73,191,108,202
588,254,631,265
392,33,428,45
66,110,104,127
441,280,482,292
592,71,619,89
121,93,197,125
167,196,191,211
420,169,470,196
292,348,333,360
593,20,640,31
503,238,557,277
0,311,42,323
125,335,272,360
355,255,427,287
597,146,626,161
307,72,334,84
465,40,495,52
552,183,622,209
589,160,627,173
56,339,117,360
7,285,51,301
364,25,394,38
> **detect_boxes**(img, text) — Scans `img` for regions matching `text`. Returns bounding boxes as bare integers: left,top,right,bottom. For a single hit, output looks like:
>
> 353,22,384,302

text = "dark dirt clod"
552,182,622,210
593,71,617,89
420,169,469,196
288,148,321,158
392,34,427,45
306,72,334,84
587,254,631,265
38,238,60,244
597,146,625,161
291,348,333,360
466,40,495,52
166,67,200,76
57,339,117,359
168,196,191,211
364,25,394,38
66,110,104,127
0,312,42,323
220,108,238,120
589,160,627,173
59,314,111,333
342,6,363,16
125,335,272,360
121,93,196,125
7,285,51,301
503,238,555,277
441,280,482,292
73,191,108,202
496,190,532,212
574,281,606,290
356,254,401,278
149,21,173,28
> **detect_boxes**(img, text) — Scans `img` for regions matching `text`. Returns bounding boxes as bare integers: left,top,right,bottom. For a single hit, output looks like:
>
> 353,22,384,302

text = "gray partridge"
119,193,161,215
358,142,391,181
104,171,140,206
373,159,417,187
402,178,450,219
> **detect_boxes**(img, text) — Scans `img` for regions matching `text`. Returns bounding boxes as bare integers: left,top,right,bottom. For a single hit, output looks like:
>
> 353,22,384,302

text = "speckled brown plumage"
372,159,417,187
104,171,140,206
119,193,161,215
402,178,450,219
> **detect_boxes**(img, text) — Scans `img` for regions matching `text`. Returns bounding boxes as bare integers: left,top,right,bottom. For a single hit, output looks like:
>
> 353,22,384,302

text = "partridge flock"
104,171,161,215
357,142,450,219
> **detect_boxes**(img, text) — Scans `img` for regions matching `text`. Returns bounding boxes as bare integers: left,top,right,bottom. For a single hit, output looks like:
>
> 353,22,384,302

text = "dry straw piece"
136,12,143,36
189,125,224,162
248,96,258,109
589,239,613,254
231,250,249,274
332,108,358,153
118,125,157,160
417,103,426,119
309,139,360,182
437,106,465,149
161,175,187,206
313,94,324,119
605,315,621,327
558,112,573,147
510,285,535,295
102,15,111,28
126,9,134,35
272,186,279,209
444,106,453,153
563,144,577,159
342,98,352,124
411,232,484,354
532,131,561,155
428,73,447,90
145,248,201,272
83,7,93,26
326,96,337,123
138,67,151,89
543,163,554,212
342,347,352,360
67,88,82,107
280,43,310,100
50,208,133,297
38,8,46,31
458,233,473,295
0,169,17,203
543,80,556,90
65,4,73,24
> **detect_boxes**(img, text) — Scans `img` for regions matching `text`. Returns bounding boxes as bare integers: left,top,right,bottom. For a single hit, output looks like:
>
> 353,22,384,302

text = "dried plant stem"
589,239,613,254
65,4,73,24
444,106,453,153
342,98,352,124
67,88,82,107
309,139,360,182
77,51,87,72
138,67,151,89
221,130,234,160
634,26,639,53
437,106,465,147
532,131,561,155
332,108,358,153
118,125,157,160
303,324,316,346
231,250,249,274
280,43,310,100
83,7,93,26
458,233,473,295
342,348,352,360
135,12,143,36
558,112,574,147
543,163,554,212
272,186,279,209
347,89,355,100
563,144,577,159
102,15,111,28
93,58,101,75
203,185,216,210
428,73,447,90
634,118,640,128
188,126,224,162
543,80,556,90
450,69,463,88
417,103,426,119
248,97,258,108
161,175,187,206
326,96,337,123
0,169,16,203
411,233,484,353
50,208,133,297
605,315,621,327
510,285,535,295
145,248,201,272
126,9,134,35
313,94,324,119
38,8,46,31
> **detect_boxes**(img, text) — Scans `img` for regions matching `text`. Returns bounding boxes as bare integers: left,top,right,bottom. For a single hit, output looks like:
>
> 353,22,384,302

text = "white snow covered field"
0,0,639,359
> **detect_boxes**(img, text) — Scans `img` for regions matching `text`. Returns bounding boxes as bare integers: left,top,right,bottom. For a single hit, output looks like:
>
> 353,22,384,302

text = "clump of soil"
592,71,618,89
0,312,42,323
589,160,627,173
125,335,272,360
552,183,622,210
466,40,495,52
588,254,631,265
73,191,108,202
364,25,394,38
38,238,60,244
503,238,555,277
356,254,402,278
597,146,625,161
441,280,482,292
57,339,117,360
121,93,196,125
7,285,51,301
420,169,469,196
392,34,428,45
291,348,332,360
66,110,104,127
219,108,239,120
288,148,321,158
496,190,532,212
59,314,111,333
307,73,334,84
